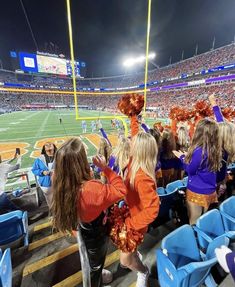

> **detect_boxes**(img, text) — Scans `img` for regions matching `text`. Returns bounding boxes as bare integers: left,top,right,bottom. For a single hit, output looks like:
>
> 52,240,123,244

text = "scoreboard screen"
18,52,81,76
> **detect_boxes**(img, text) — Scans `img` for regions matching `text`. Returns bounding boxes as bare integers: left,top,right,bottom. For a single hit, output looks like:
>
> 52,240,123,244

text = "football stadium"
0,0,235,287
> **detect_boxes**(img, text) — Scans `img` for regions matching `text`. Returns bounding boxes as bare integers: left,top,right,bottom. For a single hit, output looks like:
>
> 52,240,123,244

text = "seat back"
0,248,12,287
166,180,184,194
220,196,235,231
220,196,235,217
0,211,27,246
178,259,216,287
196,209,225,250
157,187,166,195
158,191,177,219
157,225,216,287
161,225,201,268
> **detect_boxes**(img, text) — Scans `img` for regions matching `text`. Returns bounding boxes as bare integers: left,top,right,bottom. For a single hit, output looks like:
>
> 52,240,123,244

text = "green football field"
0,109,163,189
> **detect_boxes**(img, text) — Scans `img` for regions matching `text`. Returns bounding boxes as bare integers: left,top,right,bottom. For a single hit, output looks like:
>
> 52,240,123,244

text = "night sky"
0,0,235,77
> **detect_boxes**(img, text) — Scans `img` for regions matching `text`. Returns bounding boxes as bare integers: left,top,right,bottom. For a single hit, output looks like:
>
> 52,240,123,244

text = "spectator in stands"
32,142,57,208
160,128,177,187
51,138,127,287
173,119,222,224
209,94,235,199
174,125,190,179
0,153,21,213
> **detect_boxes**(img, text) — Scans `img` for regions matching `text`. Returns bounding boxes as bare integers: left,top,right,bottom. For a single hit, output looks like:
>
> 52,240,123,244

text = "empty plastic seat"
0,210,29,248
166,180,185,194
194,209,235,251
157,187,166,195
156,225,220,287
0,248,12,287
220,196,235,232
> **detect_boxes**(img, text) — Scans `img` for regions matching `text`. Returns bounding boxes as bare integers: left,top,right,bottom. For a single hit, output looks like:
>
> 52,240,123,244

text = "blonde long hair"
113,137,130,177
130,132,158,187
185,119,221,172
219,121,235,164
177,126,190,152
52,138,91,232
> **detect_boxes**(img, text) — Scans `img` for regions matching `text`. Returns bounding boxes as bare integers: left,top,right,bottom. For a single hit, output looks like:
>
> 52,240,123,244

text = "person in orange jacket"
119,115,160,287
52,138,127,287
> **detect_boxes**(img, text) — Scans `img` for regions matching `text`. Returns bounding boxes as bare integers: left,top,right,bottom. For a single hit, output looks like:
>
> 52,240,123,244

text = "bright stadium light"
123,52,156,68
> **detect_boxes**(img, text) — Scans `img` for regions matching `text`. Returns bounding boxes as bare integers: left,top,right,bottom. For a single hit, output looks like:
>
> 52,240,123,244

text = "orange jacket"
78,167,127,223
124,116,160,233
124,169,160,233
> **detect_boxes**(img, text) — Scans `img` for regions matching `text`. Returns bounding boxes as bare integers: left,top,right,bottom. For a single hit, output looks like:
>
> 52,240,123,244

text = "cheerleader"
173,118,222,224
118,115,160,287
209,94,235,199
52,138,127,287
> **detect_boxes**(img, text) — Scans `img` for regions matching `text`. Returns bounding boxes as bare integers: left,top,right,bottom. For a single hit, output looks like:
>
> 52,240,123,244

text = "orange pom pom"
222,107,233,120
118,93,144,117
194,100,212,118
108,205,144,253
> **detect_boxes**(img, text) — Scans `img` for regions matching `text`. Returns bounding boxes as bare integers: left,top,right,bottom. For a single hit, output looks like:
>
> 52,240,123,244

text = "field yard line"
83,134,101,149
35,111,51,138
0,133,79,142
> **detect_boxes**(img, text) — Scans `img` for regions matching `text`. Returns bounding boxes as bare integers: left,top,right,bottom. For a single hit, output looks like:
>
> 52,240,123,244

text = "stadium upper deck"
0,43,234,91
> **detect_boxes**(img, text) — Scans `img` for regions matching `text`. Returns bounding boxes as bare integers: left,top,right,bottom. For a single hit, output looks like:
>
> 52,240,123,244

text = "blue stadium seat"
182,176,188,186
166,180,185,194
219,196,235,232
0,210,29,248
194,209,235,251
156,225,218,287
0,248,12,287
157,187,166,195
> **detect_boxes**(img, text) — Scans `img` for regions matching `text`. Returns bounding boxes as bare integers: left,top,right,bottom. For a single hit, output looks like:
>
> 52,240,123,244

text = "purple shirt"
213,105,224,123
180,147,217,195
213,105,228,182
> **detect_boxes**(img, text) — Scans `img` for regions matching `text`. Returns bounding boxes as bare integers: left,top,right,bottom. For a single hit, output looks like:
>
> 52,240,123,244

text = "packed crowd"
0,43,234,90
1,92,235,286
0,82,234,117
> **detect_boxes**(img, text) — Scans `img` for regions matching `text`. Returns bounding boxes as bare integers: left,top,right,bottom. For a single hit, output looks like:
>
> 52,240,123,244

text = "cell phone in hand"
16,148,20,155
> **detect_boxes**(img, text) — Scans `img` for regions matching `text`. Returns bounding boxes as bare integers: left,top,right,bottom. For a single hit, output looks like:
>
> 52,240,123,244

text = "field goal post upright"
66,0,79,119
143,0,152,117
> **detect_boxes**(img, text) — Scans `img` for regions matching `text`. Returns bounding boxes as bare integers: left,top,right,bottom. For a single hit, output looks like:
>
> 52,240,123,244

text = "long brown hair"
185,118,221,172
52,138,91,232
161,128,176,159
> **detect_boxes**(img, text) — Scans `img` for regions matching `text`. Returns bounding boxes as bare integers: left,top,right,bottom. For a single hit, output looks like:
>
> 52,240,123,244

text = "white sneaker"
102,269,113,285
136,266,149,287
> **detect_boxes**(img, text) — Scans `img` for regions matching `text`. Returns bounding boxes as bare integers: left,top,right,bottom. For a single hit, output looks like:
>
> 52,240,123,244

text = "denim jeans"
0,192,19,213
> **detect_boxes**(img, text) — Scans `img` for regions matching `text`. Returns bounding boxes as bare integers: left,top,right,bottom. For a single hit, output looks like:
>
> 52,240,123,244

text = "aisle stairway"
12,217,175,287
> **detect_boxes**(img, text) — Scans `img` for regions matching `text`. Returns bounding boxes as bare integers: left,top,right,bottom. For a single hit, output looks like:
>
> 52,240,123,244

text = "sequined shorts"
186,189,218,209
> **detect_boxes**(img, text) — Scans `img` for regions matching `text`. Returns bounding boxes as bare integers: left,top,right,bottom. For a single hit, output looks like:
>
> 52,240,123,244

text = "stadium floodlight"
123,52,156,68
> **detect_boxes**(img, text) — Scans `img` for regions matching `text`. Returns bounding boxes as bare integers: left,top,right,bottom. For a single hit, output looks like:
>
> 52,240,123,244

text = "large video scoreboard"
14,51,86,77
